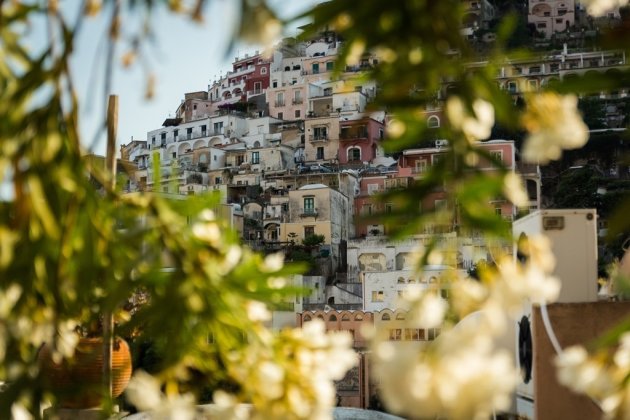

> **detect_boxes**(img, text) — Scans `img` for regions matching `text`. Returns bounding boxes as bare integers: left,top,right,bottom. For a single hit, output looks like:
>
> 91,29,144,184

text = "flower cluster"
225,320,356,420
579,0,629,17
555,333,630,419
446,96,495,143
125,370,196,420
371,235,561,418
373,317,519,420
521,93,589,164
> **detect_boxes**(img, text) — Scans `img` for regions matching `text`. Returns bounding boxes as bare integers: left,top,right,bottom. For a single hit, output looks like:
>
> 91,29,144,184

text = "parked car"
298,164,333,174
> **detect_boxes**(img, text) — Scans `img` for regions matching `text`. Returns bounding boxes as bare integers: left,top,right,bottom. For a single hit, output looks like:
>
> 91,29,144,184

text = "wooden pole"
104,94,118,401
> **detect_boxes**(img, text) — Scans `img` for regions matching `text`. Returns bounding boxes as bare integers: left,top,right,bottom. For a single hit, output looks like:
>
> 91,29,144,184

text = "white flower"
192,222,221,246
261,253,284,272
521,93,589,164
126,370,164,411
126,371,196,419
408,293,448,328
373,323,519,420
555,346,615,397
228,319,356,420
447,96,495,142
580,0,629,17
246,301,272,323
503,172,529,208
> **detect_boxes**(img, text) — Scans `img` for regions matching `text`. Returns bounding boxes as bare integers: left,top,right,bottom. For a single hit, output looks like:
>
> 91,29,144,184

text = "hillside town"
104,0,630,417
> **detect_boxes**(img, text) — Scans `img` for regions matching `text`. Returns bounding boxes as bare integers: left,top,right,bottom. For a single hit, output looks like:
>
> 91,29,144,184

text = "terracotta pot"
38,337,133,409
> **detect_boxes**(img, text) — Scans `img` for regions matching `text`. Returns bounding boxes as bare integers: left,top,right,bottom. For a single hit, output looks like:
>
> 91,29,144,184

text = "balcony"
274,101,285,107
292,98,303,105
309,134,328,142
300,208,318,217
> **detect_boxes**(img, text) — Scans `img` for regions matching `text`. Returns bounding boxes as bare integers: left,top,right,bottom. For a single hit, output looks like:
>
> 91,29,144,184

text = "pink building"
398,139,517,220
354,173,410,237
338,117,385,166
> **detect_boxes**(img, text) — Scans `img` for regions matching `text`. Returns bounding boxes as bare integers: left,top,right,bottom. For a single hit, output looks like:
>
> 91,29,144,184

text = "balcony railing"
339,131,369,141
274,101,285,107
309,134,328,142
300,208,318,217
292,98,303,105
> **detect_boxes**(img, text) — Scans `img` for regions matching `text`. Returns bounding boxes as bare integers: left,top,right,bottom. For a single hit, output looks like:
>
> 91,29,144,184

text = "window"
490,150,503,161
304,225,315,237
341,314,350,321
261,67,267,74
254,82,262,93
367,184,380,195
304,197,315,214
435,199,447,211
326,61,334,71
313,126,327,140
151,136,156,145
213,122,223,135
193,104,197,110
527,79,538,90
348,147,361,162
397,277,405,283
316,147,324,160
385,203,393,214
507,81,518,93
303,315,312,322
293,90,302,104
272,81,278,88
276,92,284,107
428,328,441,340
161,132,166,141
312,63,320,74
415,160,427,173
252,151,260,164
372,291,384,302
278,112,283,120
427,115,440,128
323,87,333,96
295,110,301,118
396,312,406,320
201,125,207,136
432,154,443,165
405,329,422,340
389,329,402,341
186,127,192,139
495,206,502,216
173,130,178,140
362,204,373,216
354,313,364,321
329,314,337,321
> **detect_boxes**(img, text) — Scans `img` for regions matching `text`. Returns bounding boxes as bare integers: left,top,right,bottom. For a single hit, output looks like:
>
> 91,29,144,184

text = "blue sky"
72,1,318,156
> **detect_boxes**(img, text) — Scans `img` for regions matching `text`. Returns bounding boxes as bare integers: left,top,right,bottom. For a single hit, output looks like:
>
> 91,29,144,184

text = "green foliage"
302,234,325,247
2,0,630,417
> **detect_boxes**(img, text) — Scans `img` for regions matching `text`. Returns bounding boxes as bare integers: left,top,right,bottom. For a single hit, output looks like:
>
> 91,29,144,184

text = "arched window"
303,315,311,322
341,314,350,321
347,147,361,162
381,313,391,321
408,278,416,284
427,115,440,128
355,313,364,321
396,312,406,320
397,277,405,284
329,314,338,322
317,315,324,320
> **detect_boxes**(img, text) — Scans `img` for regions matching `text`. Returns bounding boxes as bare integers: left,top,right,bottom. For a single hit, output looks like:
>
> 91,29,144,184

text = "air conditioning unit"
511,209,598,419
435,139,449,148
